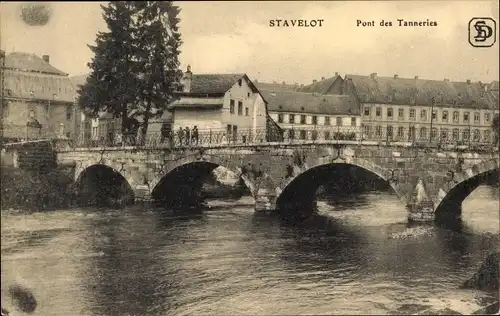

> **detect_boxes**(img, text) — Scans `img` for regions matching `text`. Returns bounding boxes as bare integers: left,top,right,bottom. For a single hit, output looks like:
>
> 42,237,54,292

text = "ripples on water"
1,186,499,315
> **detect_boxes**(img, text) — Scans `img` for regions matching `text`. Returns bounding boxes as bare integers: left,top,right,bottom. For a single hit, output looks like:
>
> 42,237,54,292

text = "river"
1,186,499,315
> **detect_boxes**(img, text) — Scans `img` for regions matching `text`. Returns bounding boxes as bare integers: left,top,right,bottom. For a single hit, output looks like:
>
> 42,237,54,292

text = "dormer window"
238,79,242,86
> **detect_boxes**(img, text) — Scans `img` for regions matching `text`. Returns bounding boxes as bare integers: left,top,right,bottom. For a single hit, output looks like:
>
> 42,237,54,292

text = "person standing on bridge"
177,127,184,146
192,126,199,145
184,126,191,146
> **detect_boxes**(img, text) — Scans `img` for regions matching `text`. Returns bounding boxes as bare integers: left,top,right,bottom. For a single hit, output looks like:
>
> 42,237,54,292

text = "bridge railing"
52,124,499,152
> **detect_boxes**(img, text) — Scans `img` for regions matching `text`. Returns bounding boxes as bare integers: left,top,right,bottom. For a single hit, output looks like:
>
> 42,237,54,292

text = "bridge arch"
434,158,499,218
150,155,256,208
74,164,135,206
275,156,406,213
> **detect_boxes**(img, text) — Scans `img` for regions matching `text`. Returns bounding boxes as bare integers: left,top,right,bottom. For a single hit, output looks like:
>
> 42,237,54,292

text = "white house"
168,66,269,143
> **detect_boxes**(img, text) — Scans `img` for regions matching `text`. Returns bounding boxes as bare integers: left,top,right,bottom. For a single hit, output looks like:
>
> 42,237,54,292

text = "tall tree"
76,1,138,134
132,1,183,143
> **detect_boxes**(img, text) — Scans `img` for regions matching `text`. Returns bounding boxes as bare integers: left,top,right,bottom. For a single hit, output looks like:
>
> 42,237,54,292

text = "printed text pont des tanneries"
357,19,438,27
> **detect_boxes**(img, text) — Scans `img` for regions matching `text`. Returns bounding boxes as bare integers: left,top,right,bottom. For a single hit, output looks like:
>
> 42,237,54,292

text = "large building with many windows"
300,73,499,144
260,90,362,141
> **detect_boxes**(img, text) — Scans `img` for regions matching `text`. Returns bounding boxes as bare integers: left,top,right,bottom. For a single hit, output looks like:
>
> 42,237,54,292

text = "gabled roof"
69,73,89,89
4,69,75,103
260,90,360,116
5,52,68,76
297,75,343,94
187,74,246,94
345,74,498,110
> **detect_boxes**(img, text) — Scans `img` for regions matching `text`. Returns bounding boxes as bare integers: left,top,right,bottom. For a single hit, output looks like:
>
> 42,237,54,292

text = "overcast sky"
1,1,499,84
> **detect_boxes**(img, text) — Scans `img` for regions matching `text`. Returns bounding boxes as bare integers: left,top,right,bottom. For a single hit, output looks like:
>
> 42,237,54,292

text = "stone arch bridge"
56,142,499,222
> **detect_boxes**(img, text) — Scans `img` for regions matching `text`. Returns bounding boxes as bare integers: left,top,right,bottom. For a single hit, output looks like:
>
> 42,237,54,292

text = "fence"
46,124,499,152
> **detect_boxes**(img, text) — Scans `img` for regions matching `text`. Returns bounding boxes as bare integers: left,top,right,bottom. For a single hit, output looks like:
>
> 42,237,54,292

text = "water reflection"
1,185,498,315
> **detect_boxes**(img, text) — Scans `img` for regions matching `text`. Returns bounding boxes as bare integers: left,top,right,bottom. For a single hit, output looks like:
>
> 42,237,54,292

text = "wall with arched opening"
74,164,135,207
435,160,499,221
276,161,404,217
150,161,254,208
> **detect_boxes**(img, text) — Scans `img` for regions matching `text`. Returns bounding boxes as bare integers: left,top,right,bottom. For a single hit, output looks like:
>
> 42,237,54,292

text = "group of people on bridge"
161,125,199,146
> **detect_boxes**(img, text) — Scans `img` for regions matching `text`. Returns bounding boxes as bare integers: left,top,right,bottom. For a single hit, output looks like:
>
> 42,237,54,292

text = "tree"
493,113,499,146
77,1,182,142
76,1,139,135
132,1,183,143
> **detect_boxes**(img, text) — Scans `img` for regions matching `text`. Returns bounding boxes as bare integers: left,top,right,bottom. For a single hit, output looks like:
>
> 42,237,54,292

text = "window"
397,126,404,137
376,107,381,117
452,128,459,140
289,114,295,124
278,114,284,123
299,130,307,140
66,106,72,121
463,112,470,123
300,115,306,124
484,130,491,142
462,130,470,141
364,107,370,116
247,92,250,98
230,99,235,114
3,103,9,117
336,117,342,126
232,125,238,141
419,127,427,139
311,130,318,140
440,128,448,141
387,108,393,119
45,104,50,114
375,126,382,137
474,112,480,123
245,107,249,116
227,124,232,136
363,125,372,138
387,125,393,137
442,111,448,122
324,116,330,125
237,101,243,115
92,126,98,138
408,127,415,140
66,132,71,138
312,116,318,125
351,117,356,126
453,111,459,122
409,109,416,120
420,109,427,121
238,79,242,86
29,110,36,119
398,108,404,119
473,129,480,141
324,131,331,140
431,128,438,140
485,113,491,123
288,129,295,139
432,110,437,121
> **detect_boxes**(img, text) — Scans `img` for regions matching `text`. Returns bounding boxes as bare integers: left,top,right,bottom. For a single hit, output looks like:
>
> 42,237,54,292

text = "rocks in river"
388,226,433,239
461,252,500,292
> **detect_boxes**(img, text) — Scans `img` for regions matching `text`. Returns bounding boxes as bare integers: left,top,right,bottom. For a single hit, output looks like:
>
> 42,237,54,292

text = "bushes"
1,167,73,211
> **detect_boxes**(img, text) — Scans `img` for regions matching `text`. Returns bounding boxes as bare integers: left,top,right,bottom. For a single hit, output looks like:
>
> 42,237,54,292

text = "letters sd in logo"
469,17,496,47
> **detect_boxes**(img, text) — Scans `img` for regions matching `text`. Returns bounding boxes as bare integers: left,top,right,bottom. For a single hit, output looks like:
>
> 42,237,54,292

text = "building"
260,90,362,141
299,73,499,144
2,52,79,141
344,73,499,144
168,66,270,143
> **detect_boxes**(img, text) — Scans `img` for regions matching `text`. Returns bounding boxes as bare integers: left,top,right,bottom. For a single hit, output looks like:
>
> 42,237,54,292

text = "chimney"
335,72,339,77
282,81,286,85
42,55,50,63
444,79,449,82
182,64,193,92
394,74,399,79
414,76,419,80
254,79,258,83
370,73,377,79
313,79,317,84
466,79,471,84
321,77,325,81
300,84,304,88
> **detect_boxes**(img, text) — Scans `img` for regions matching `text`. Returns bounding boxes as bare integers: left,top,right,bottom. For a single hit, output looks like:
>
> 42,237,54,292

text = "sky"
1,1,499,84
